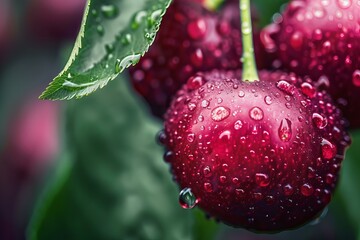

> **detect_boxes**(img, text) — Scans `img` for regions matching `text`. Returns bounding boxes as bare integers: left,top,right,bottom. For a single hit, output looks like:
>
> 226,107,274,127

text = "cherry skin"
129,0,268,118
162,70,350,231
262,0,360,128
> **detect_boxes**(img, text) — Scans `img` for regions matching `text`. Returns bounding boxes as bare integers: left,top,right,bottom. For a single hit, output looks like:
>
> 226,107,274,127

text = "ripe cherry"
161,70,350,231
262,0,360,128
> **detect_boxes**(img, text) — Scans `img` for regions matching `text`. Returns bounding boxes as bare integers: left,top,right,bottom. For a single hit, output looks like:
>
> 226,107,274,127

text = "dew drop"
352,70,360,87
312,113,328,129
283,184,294,196
238,91,245,98
203,166,211,177
179,188,198,209
187,133,195,142
290,31,304,49
187,18,207,39
187,103,197,111
187,75,204,90
201,100,210,108
219,130,231,141
301,183,314,196
321,138,337,159
96,25,105,36
101,4,118,19
204,182,213,192
249,107,264,121
211,106,230,122
276,80,295,95
337,0,352,9
132,10,147,29
234,120,243,130
278,118,292,142
115,54,141,73
300,82,316,98
264,95,273,105
121,33,132,45
255,173,270,187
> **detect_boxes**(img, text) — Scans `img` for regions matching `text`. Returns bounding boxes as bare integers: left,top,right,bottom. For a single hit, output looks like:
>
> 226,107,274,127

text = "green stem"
240,0,259,82
203,0,224,11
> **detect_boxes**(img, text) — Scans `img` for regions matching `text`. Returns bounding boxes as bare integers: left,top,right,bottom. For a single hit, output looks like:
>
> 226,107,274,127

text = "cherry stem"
203,0,224,11
240,0,259,82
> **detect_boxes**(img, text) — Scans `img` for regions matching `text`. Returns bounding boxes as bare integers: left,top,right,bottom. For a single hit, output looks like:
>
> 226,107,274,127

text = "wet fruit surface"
129,0,268,118
262,0,360,128
162,70,350,231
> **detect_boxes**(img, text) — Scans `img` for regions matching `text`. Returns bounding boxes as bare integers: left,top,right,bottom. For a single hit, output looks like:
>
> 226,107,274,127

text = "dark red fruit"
130,0,268,118
162,70,350,231
262,0,360,128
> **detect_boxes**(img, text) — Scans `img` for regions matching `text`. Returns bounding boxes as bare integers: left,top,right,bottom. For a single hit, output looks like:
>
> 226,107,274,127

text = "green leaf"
337,131,360,239
29,74,193,240
40,0,172,100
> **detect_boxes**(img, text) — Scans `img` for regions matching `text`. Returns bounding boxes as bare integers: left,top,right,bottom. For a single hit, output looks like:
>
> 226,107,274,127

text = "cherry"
261,0,360,128
129,0,268,118
161,69,350,231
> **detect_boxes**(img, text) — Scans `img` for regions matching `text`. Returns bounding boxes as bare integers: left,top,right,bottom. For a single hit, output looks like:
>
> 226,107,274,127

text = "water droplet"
115,54,141,73
190,48,204,66
264,95,273,105
301,183,314,196
187,75,205,90
149,9,162,25
96,25,104,36
352,69,360,86
187,19,207,39
278,118,292,142
204,182,213,192
249,107,264,121
234,120,243,130
337,0,352,9
301,82,316,98
283,184,294,196
121,33,132,45
309,207,328,225
276,80,295,95
312,113,328,129
211,106,230,122
179,188,197,209
156,130,166,145
219,130,231,141
321,138,337,159
187,133,195,142
203,166,211,177
163,151,174,162
255,173,270,187
101,4,118,19
238,91,245,98
313,4,325,18
132,10,147,29
290,31,304,49
187,103,197,111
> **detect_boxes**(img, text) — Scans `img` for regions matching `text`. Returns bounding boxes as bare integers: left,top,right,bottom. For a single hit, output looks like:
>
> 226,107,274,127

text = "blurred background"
0,0,359,239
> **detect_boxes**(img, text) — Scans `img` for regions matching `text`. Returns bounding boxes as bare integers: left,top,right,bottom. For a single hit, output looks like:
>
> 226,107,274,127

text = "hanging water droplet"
211,106,230,122
101,4,119,19
249,107,264,121
179,188,198,209
278,118,292,142
115,54,141,73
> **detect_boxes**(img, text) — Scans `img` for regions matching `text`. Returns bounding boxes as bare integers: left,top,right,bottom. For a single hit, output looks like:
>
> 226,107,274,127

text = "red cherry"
129,0,270,118
162,70,350,231
262,0,360,128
